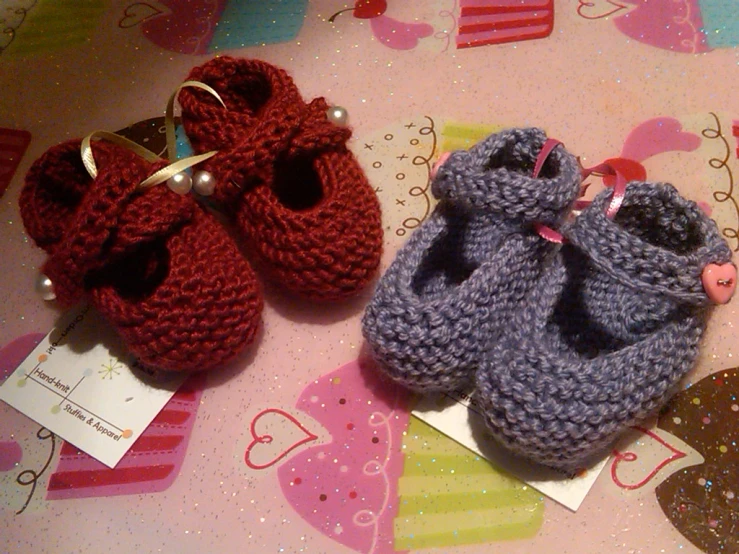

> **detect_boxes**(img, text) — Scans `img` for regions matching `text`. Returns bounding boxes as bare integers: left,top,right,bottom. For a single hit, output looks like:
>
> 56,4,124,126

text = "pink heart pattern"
139,0,227,55
577,0,710,53
370,15,433,50
244,409,318,470
278,360,410,554
0,333,43,477
620,117,701,163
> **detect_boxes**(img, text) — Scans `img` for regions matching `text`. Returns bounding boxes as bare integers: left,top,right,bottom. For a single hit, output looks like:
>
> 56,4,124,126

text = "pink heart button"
701,263,737,304
430,151,451,180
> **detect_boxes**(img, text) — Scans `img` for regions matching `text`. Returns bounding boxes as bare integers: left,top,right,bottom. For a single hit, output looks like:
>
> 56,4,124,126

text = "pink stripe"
150,408,192,426
459,11,551,32
46,374,204,500
460,0,552,16
461,0,551,8
581,162,627,219
129,435,184,453
47,466,175,491
457,23,552,47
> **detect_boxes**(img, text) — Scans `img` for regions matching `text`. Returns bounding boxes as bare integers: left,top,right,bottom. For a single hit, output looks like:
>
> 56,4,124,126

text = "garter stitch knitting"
362,128,582,392
178,56,383,301
20,139,263,372
476,182,733,471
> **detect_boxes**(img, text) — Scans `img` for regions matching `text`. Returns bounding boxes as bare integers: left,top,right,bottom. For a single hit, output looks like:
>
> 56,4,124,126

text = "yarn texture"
178,56,383,301
362,128,582,392
476,182,733,471
20,139,263,372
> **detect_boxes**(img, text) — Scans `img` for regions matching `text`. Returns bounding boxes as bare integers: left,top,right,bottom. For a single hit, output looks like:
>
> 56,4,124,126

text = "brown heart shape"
119,2,165,29
656,367,739,553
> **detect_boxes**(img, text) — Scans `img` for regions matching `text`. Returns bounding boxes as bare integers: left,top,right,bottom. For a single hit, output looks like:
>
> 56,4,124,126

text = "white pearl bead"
167,172,192,195
35,273,56,301
192,170,216,196
327,106,348,127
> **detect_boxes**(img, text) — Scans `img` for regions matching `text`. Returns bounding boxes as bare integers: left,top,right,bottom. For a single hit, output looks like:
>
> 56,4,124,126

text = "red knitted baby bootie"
178,56,383,301
19,139,263,372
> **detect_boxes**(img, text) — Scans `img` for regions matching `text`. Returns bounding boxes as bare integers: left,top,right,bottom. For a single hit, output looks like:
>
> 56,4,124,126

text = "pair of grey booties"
361,128,733,471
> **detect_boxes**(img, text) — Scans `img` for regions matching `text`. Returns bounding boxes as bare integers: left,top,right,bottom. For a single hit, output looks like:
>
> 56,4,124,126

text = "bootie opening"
22,141,92,247
272,154,324,211
36,146,89,203
432,129,581,229
547,246,688,359
614,195,704,256
220,69,273,116
484,133,560,179
410,220,477,298
408,206,503,299
86,238,170,300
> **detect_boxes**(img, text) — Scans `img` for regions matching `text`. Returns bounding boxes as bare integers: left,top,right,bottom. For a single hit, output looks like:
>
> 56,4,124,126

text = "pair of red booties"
19,57,383,373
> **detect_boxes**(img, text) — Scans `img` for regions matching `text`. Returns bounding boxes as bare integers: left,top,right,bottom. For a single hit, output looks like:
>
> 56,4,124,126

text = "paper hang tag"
412,391,608,512
0,306,186,468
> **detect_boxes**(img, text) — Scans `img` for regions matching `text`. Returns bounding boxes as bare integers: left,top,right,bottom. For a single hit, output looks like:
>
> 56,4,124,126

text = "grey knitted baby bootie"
476,181,734,472
361,128,582,392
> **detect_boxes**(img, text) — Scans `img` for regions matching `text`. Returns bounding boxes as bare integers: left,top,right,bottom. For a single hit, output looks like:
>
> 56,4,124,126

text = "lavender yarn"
361,128,581,392
476,182,733,471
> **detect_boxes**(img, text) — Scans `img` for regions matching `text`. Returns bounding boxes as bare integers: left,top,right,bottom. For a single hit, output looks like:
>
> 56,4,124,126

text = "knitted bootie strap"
43,127,221,307
431,128,582,228
530,144,734,304
43,143,187,306
565,182,734,305
217,96,350,192
177,57,352,197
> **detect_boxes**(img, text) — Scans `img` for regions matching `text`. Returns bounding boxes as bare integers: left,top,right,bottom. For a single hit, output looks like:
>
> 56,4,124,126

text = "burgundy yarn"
19,139,263,372
178,56,383,301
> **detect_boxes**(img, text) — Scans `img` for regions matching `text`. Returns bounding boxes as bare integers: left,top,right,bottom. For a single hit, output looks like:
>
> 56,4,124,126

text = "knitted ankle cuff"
178,56,383,301
432,128,581,227
565,182,733,305
19,139,263,372
178,56,352,205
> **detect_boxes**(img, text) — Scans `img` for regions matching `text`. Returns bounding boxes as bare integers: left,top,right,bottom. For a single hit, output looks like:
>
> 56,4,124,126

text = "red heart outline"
610,426,687,490
577,0,629,20
244,408,317,470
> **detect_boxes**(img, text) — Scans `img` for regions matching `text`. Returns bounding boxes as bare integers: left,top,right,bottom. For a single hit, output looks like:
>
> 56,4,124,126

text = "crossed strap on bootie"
476,173,735,471
178,56,383,301
361,128,582,392
20,134,263,372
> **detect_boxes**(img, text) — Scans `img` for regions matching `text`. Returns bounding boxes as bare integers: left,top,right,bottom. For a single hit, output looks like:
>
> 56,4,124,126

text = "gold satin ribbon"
80,80,226,190
164,80,226,163
81,130,159,178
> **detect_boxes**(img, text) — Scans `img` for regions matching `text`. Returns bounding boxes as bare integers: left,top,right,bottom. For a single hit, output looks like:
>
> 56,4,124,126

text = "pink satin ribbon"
532,139,628,243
